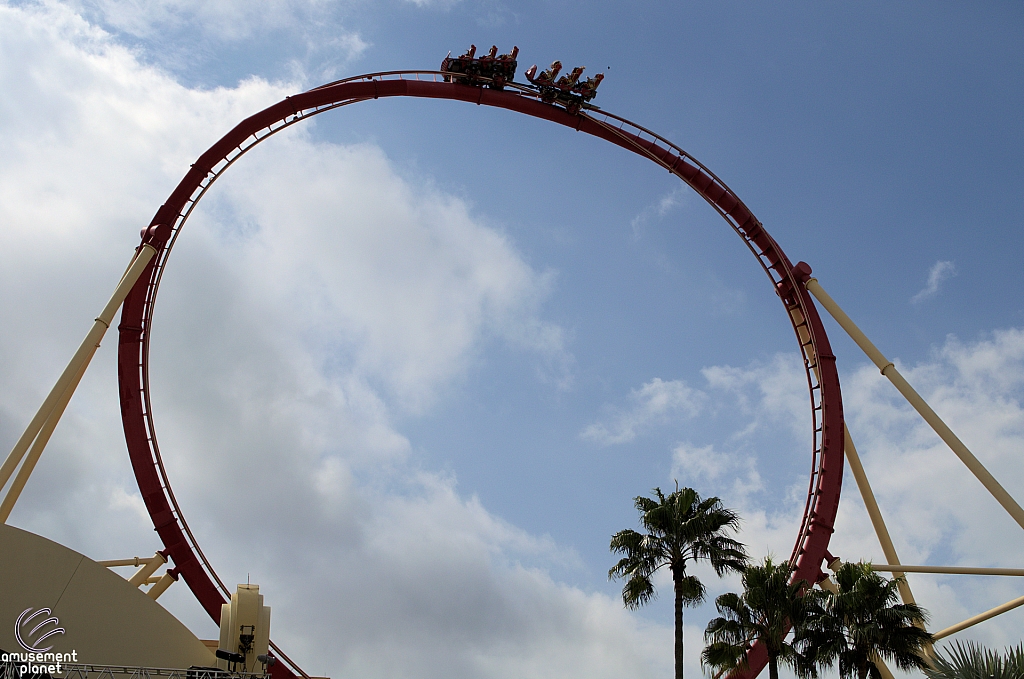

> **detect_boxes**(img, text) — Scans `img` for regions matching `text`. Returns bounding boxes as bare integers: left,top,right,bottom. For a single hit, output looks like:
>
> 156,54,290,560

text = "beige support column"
0,244,156,521
933,594,1024,640
97,556,151,568
871,564,1024,577
128,551,168,588
871,654,897,679
0,358,90,522
806,278,1024,533
147,571,177,600
844,428,917,606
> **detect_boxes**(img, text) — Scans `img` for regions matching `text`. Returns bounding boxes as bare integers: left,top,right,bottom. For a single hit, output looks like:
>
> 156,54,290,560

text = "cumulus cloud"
594,330,1024,650
183,135,569,413
277,476,671,679
580,378,704,445
629,187,686,239
0,5,665,678
761,340,1023,646
819,334,1024,645
671,443,763,499
61,0,369,84
700,353,808,441
583,353,807,448
69,0,365,46
911,259,956,303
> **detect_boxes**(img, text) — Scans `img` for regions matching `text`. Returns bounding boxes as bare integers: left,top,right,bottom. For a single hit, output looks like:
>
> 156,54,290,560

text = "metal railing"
0,660,267,679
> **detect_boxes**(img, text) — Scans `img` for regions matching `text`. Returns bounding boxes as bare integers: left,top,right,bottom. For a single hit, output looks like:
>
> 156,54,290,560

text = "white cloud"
834,329,1024,567
69,0,366,48
629,187,686,239
61,0,370,85
825,332,1024,643
911,259,956,303
597,330,1024,651
699,334,1024,648
258,474,671,679
671,442,763,498
182,134,569,413
580,378,704,445
700,352,808,441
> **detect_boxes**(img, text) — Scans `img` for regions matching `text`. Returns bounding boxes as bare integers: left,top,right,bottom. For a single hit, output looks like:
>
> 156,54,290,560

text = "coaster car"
524,61,604,114
441,44,519,89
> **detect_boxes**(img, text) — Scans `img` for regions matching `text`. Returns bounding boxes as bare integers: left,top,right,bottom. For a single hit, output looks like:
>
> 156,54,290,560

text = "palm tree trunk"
675,577,684,679
768,655,779,679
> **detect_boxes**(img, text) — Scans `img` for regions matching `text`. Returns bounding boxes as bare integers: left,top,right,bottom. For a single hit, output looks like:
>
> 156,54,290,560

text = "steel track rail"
117,70,844,679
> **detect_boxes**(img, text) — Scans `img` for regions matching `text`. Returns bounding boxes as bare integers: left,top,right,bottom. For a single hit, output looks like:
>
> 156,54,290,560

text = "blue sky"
1,1,1022,677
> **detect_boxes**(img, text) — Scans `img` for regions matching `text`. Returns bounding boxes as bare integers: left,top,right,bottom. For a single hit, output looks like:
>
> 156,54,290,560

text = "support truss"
805,276,1023,642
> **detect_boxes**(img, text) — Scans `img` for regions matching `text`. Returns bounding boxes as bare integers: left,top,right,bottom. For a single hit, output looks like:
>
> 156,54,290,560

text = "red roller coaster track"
117,71,844,678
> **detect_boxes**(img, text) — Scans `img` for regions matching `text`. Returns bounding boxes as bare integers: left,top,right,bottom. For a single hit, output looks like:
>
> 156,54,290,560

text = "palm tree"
702,556,813,679
798,561,933,679
609,486,747,679
924,640,1024,679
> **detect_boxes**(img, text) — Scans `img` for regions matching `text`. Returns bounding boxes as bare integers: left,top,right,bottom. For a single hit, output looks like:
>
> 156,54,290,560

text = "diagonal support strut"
805,277,1024,533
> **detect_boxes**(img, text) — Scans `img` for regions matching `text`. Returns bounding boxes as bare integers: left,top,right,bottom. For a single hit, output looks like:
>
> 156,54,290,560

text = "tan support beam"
128,551,167,588
933,594,1024,640
147,571,177,600
806,278,1024,533
0,244,156,522
0,358,88,522
96,556,163,568
844,428,917,606
871,564,1024,577
870,654,897,679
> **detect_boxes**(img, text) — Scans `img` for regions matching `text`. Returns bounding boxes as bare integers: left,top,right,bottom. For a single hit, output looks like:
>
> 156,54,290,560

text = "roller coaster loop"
117,70,845,679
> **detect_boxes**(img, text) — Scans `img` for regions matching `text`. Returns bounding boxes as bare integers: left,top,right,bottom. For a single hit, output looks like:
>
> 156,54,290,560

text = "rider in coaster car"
537,60,562,84
577,73,604,97
557,66,585,88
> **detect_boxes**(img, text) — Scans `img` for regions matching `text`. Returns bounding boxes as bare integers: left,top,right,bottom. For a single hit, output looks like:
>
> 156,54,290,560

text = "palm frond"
703,641,752,679
924,640,1024,679
798,562,934,679
676,573,707,607
619,572,657,609
703,557,812,679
